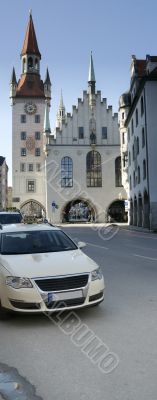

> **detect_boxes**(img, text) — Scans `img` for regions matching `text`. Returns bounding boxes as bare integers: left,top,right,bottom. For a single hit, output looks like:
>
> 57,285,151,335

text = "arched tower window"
115,156,122,187
35,58,39,70
86,150,102,187
23,58,26,73
28,57,33,70
61,157,73,187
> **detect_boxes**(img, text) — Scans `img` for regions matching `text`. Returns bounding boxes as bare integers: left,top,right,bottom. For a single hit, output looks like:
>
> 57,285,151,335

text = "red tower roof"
21,14,41,59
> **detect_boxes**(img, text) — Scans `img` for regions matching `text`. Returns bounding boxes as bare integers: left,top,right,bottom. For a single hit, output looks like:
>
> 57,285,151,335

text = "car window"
0,230,77,255
0,214,22,224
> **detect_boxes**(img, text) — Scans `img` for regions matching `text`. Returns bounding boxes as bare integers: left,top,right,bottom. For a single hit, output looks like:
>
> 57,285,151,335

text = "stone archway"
20,200,46,219
61,198,97,223
107,199,128,223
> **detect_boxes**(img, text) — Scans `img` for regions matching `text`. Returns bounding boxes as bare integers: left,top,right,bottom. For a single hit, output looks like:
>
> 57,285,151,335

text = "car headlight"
91,267,103,281
6,277,33,289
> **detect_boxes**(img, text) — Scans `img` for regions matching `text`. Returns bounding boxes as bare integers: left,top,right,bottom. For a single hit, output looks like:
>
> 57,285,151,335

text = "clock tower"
10,12,51,217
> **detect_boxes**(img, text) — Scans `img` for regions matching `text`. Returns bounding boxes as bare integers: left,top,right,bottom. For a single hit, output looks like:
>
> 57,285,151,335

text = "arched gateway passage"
20,200,46,219
61,199,96,223
107,200,128,223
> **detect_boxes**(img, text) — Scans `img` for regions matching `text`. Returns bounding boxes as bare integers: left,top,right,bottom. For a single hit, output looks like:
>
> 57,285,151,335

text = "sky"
1,0,157,184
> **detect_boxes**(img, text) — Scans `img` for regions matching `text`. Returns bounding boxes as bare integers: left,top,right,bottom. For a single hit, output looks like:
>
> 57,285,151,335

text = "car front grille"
34,274,89,292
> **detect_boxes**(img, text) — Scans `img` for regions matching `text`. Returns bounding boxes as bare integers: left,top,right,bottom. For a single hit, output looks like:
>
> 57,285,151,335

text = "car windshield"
0,230,77,255
0,214,22,224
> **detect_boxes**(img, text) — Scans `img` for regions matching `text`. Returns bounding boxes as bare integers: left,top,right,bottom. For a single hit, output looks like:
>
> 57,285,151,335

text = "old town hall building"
11,13,127,223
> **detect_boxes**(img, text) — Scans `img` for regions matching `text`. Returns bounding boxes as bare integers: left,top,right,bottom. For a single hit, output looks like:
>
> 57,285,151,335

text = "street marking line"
133,253,157,261
86,242,108,250
124,230,157,240
125,243,157,252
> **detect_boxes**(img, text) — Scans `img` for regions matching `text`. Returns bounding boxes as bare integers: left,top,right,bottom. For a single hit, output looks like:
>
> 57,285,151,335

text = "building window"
20,163,26,172
35,115,40,123
131,118,134,135
102,127,107,139
122,132,125,144
28,163,33,172
35,131,41,140
61,157,73,187
142,127,145,147
86,150,102,187
133,171,136,187
136,137,139,154
36,163,41,172
21,148,26,157
122,112,125,120
128,128,130,142
130,175,132,190
27,180,35,192
21,115,26,123
90,133,96,144
35,148,40,157
123,153,128,168
138,166,140,184
132,144,135,161
115,156,122,187
143,159,146,180
78,127,84,139
141,96,144,116
21,131,26,140
136,109,138,126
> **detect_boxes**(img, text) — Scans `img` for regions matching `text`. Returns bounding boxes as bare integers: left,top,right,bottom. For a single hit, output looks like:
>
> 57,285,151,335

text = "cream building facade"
45,54,127,223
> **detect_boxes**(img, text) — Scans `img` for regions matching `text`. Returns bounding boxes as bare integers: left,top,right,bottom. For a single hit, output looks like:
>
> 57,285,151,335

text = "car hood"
0,250,98,278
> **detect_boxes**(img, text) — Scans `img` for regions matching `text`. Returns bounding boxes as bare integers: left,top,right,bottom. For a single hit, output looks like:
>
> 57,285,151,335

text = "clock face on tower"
24,102,37,115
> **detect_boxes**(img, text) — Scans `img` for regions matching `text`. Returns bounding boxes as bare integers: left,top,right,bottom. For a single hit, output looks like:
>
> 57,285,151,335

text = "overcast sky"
1,0,157,184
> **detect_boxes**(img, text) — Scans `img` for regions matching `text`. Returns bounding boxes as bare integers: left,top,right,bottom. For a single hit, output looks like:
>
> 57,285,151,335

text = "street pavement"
0,225,157,400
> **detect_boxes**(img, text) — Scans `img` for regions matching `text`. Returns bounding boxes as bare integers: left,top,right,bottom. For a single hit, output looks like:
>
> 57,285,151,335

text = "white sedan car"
0,224,105,318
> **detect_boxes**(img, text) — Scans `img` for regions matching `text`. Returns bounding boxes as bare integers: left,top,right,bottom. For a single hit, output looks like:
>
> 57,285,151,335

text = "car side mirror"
78,241,86,249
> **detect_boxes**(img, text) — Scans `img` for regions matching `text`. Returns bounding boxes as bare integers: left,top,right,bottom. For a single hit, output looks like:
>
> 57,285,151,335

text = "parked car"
0,224,105,318
0,211,22,225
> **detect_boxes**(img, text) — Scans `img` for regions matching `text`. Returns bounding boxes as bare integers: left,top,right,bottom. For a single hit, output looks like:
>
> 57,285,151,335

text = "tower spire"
56,90,66,129
88,51,96,83
21,12,41,58
88,52,96,110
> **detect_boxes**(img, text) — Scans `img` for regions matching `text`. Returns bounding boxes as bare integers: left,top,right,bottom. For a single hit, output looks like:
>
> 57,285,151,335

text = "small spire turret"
10,67,17,100
44,68,51,100
56,90,66,129
88,52,96,110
